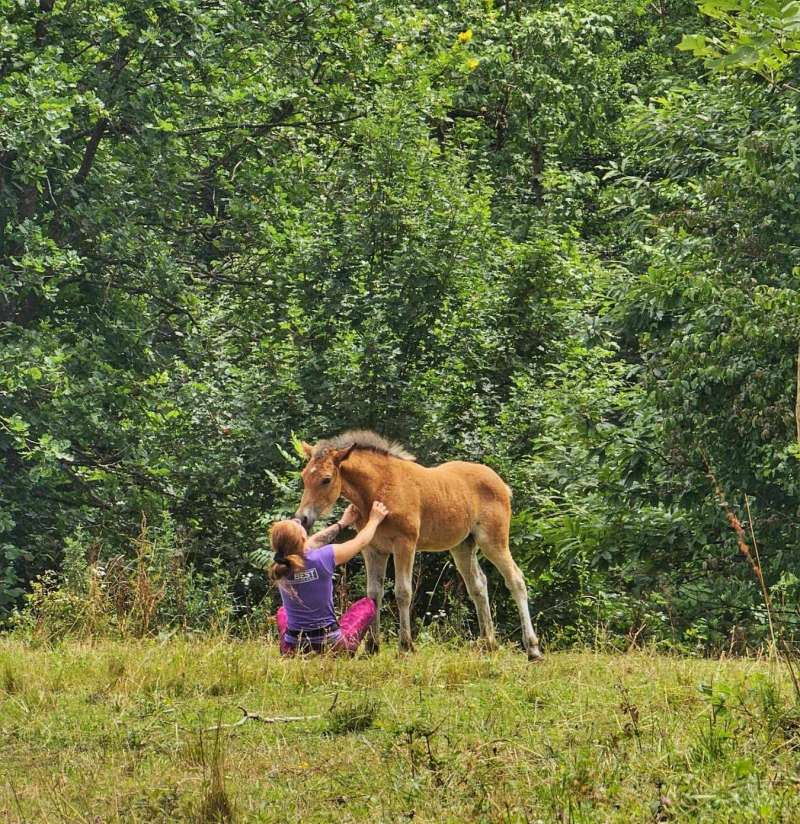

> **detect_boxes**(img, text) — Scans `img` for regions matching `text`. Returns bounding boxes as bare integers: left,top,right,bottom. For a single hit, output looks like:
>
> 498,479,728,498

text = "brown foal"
294,430,543,661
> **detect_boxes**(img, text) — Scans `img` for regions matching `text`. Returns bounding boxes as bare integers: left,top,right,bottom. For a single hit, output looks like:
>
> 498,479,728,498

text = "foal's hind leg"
363,547,389,655
450,541,497,651
476,524,543,661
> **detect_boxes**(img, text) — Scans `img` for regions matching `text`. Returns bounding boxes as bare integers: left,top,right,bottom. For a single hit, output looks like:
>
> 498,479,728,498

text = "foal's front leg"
393,545,416,652
363,546,388,655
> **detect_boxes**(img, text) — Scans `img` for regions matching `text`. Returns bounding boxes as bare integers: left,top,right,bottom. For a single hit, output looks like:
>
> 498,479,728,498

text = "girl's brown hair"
269,520,306,581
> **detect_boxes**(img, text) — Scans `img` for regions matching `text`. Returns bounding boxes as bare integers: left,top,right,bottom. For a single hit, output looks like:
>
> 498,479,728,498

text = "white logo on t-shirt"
292,568,319,585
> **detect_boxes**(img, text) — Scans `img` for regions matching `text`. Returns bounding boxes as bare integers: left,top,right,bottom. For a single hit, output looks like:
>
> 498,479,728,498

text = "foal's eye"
321,477,332,485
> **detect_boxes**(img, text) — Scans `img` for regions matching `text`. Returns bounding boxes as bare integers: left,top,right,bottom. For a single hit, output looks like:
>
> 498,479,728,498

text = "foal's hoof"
398,640,416,655
527,647,544,663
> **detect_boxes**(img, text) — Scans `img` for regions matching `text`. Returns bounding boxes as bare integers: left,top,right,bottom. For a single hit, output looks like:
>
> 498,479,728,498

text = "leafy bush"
12,516,235,642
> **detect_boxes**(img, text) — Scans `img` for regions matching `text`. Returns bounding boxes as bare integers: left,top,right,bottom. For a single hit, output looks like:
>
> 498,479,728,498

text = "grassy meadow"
1,639,799,823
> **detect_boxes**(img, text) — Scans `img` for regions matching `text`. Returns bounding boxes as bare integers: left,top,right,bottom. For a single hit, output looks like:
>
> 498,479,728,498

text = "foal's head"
295,441,355,530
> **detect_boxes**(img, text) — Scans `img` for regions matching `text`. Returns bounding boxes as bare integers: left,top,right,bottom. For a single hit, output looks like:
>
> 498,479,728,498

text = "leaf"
249,548,274,569
290,432,306,459
698,0,742,18
677,34,715,57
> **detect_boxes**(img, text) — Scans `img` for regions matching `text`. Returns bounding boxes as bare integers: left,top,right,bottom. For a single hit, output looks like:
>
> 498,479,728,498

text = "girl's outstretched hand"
339,504,360,528
369,500,389,524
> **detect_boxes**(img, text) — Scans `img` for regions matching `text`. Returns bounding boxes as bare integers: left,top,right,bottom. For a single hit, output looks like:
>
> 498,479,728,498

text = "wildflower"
466,58,480,71
458,28,473,44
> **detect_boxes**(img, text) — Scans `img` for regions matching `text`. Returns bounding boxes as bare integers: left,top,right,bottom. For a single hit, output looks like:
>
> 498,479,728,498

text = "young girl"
270,500,389,654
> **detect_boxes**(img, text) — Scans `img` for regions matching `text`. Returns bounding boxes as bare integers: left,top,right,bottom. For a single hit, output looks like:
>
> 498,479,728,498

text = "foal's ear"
301,441,314,459
333,443,355,465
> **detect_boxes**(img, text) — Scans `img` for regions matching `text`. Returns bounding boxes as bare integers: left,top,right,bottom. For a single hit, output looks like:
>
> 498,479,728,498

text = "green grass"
1,638,799,822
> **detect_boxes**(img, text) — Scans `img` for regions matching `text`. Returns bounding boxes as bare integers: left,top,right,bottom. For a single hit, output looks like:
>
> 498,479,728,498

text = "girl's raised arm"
307,504,360,549
333,501,389,565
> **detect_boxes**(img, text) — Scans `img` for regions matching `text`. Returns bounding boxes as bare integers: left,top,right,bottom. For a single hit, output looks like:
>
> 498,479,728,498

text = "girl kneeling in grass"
270,500,388,654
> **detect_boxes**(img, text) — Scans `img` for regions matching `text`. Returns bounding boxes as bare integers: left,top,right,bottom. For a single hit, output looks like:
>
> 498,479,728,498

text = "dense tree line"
2,0,799,649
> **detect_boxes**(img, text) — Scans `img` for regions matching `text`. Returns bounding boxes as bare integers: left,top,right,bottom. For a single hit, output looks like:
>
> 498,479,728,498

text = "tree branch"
73,118,108,185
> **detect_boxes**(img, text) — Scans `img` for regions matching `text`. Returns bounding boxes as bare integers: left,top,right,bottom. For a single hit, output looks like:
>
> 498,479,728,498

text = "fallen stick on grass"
203,694,339,732
203,707,320,731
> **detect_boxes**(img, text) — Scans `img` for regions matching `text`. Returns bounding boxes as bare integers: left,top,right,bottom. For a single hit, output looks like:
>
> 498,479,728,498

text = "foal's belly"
416,513,473,552
417,540,467,553
370,525,469,554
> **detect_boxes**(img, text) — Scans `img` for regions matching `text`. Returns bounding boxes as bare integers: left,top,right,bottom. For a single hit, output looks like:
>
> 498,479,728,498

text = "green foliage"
12,516,233,641
679,0,800,82
1,0,799,652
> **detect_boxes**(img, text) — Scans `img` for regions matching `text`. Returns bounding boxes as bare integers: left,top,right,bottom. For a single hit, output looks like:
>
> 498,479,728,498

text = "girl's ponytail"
269,552,304,581
268,521,307,581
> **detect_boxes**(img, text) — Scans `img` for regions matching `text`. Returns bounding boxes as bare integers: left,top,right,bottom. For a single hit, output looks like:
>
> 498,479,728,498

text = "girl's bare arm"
333,502,389,565
307,504,360,549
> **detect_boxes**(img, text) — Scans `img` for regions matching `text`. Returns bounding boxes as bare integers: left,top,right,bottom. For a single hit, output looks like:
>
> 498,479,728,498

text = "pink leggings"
276,597,376,656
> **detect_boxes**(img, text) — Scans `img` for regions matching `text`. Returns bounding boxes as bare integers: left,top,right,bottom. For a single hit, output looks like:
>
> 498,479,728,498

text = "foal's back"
401,459,511,551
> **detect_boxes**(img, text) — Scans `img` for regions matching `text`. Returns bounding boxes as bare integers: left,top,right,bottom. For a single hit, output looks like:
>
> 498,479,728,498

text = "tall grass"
10,516,238,643
196,726,235,823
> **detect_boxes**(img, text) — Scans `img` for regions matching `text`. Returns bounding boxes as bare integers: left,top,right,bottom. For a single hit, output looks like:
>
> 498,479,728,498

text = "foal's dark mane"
313,430,416,462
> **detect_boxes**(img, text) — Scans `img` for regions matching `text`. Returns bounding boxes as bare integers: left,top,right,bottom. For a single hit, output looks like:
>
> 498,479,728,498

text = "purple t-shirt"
280,545,337,631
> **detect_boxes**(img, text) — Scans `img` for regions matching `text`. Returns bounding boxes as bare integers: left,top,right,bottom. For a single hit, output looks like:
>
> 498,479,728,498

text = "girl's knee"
360,595,378,611
350,596,377,622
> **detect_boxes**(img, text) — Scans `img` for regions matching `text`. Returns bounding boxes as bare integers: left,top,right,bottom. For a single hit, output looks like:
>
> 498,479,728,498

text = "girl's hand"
369,500,389,524
339,504,360,528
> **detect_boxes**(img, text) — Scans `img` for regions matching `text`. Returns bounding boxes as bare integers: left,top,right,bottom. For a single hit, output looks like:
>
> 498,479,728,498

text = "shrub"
11,515,235,641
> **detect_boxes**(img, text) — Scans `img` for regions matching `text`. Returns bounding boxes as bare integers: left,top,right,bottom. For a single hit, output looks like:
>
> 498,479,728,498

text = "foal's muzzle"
295,508,317,530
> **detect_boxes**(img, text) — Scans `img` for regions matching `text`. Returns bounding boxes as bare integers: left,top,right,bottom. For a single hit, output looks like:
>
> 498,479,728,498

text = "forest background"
3,0,800,652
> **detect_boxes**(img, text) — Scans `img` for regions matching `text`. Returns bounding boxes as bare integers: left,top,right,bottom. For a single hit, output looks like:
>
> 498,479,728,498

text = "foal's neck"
340,452,387,516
